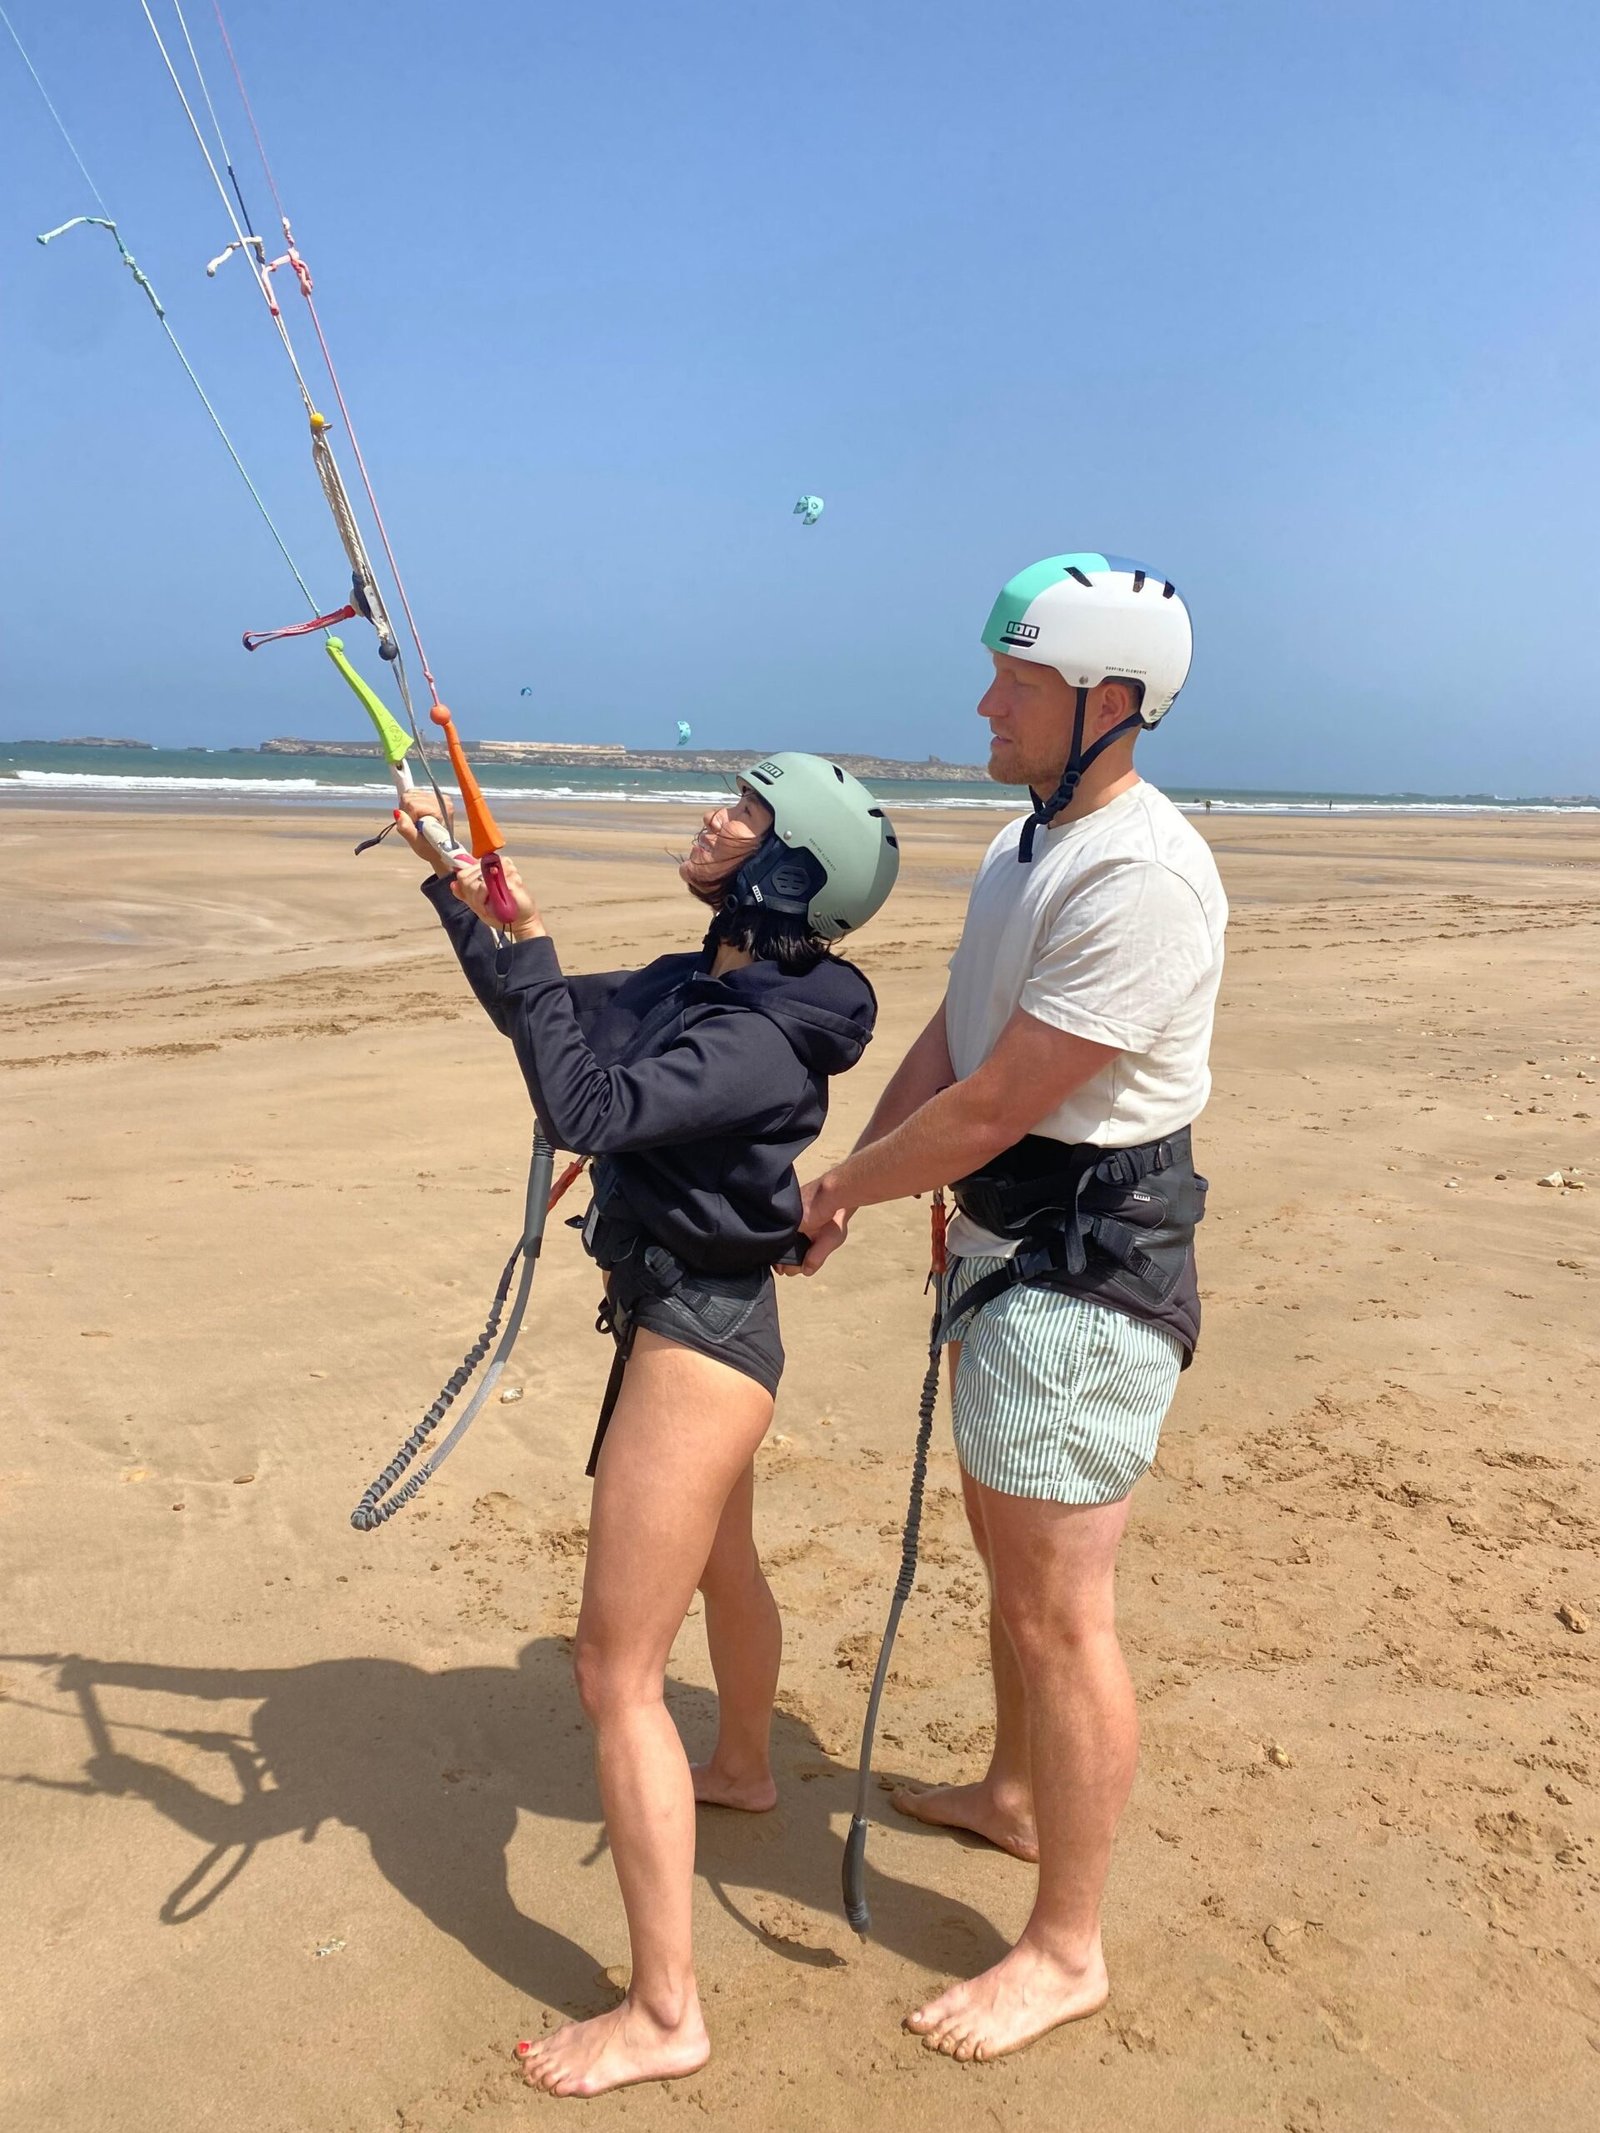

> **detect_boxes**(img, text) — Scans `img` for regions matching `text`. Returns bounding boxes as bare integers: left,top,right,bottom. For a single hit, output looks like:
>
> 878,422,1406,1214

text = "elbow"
954,1086,1026,1167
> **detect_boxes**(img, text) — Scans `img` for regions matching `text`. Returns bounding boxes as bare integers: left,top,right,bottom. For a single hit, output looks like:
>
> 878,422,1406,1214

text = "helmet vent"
1132,570,1146,592
1065,565,1094,587
832,764,845,781
1162,581,1175,599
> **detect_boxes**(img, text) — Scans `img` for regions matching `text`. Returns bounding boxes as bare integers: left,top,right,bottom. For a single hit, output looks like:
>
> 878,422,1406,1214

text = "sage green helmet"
731,752,900,939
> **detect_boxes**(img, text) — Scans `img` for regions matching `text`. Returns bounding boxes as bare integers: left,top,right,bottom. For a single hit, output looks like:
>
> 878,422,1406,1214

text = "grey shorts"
945,1254,1183,1505
603,1245,784,1401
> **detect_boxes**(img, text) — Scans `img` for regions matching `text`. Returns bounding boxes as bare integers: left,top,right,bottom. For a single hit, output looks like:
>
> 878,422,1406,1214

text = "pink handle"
481,851,519,928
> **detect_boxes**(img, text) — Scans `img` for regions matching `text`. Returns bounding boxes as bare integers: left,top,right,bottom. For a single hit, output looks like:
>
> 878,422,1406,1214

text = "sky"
1,0,1596,795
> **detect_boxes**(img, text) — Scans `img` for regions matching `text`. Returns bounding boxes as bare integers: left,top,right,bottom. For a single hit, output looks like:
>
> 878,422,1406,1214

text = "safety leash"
842,1189,947,1937
350,1143,588,1530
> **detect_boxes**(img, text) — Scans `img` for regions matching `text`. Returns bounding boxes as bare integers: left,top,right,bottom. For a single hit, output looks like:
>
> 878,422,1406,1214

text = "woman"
395,755,899,2098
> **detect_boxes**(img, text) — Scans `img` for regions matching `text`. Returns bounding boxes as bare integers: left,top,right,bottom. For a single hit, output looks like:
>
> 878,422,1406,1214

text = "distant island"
259,737,991,783
16,735,154,749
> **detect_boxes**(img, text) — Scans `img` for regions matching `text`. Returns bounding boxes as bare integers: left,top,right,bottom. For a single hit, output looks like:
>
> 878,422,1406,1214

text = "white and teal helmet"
730,752,900,939
981,552,1193,725
981,552,1194,858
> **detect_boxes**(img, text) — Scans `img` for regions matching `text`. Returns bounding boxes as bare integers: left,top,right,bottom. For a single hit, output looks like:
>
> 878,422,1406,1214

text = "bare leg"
892,1346,1038,1860
691,1460,781,1811
516,1333,773,2099
908,1489,1134,2061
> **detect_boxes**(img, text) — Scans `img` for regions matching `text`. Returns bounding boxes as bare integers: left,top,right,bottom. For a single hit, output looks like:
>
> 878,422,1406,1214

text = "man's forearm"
853,1007,954,1153
818,1076,1013,1217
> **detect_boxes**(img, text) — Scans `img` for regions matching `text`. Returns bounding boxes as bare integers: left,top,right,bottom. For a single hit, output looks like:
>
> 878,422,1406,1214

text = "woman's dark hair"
686,862,830,973
701,900,831,976
684,823,833,974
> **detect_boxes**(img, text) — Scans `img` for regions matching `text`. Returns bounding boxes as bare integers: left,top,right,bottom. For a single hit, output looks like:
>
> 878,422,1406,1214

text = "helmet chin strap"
1017,689,1144,861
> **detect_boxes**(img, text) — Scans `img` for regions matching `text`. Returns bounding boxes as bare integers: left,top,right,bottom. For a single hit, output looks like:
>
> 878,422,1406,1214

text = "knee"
1000,1598,1117,1677
572,1636,661,1727
697,1539,763,1604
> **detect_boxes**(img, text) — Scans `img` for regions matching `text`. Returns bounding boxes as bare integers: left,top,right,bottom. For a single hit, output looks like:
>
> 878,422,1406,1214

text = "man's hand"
784,1189,850,1276
787,1175,851,1276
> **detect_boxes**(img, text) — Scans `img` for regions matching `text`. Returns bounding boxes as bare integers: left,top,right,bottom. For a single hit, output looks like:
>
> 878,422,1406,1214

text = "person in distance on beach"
395,756,898,2097
796,554,1227,2062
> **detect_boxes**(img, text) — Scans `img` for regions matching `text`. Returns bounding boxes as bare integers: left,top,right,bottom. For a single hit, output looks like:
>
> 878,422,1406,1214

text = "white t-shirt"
944,780,1227,1258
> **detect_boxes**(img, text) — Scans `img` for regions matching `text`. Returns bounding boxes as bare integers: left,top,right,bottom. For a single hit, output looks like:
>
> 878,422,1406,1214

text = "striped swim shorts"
944,1255,1184,1505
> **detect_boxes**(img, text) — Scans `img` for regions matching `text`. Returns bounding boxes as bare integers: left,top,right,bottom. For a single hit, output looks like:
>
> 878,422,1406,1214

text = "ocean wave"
1178,798,1599,816
6,769,396,799
2,768,1592,816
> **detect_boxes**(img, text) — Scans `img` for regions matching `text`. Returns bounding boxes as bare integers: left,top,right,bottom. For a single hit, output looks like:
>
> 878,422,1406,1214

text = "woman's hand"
450,854,546,941
392,790,460,878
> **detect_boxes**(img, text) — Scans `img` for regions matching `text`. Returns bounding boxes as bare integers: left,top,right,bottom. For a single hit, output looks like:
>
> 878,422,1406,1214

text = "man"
798,552,1227,2062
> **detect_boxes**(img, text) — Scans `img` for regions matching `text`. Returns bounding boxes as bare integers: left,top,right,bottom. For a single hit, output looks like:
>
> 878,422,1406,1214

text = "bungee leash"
350,1144,588,1530
842,1189,947,1937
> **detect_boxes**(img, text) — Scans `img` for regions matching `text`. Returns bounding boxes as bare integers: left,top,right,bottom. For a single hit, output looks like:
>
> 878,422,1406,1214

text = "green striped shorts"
945,1255,1183,1505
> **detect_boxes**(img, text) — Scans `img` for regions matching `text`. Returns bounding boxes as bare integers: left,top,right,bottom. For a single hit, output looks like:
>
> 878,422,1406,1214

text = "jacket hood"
695,953,877,1075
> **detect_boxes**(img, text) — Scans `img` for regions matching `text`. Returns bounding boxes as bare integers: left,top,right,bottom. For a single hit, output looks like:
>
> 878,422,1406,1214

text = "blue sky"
2,0,1596,794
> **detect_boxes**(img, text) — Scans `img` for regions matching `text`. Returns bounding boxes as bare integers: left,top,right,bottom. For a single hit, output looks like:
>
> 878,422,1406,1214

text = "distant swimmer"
797,552,1226,2064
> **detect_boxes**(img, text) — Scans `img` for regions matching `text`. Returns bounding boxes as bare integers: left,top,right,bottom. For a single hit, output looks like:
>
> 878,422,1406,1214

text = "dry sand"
2,801,1597,2132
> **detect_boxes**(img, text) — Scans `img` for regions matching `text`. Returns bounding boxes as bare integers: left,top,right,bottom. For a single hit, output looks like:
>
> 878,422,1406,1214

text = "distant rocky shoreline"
16,735,154,749
256,737,991,782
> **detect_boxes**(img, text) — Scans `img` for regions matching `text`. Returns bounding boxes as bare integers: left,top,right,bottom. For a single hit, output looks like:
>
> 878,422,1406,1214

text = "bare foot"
691,1759,777,1813
890,1779,1038,1862
905,1937,1108,2062
514,1995,710,2098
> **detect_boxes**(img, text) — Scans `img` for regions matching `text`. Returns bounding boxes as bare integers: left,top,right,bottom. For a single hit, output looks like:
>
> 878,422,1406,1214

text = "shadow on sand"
6,1642,1007,2015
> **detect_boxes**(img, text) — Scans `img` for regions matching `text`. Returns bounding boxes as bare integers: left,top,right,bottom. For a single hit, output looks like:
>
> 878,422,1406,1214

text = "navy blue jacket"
423,877,877,1272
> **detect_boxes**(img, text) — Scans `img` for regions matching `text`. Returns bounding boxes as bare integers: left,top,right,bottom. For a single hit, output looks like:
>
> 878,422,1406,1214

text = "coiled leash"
842,1189,947,1937
349,1138,587,1530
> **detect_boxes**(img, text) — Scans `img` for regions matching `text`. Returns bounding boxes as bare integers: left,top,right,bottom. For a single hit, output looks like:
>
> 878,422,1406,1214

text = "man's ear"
1088,678,1140,739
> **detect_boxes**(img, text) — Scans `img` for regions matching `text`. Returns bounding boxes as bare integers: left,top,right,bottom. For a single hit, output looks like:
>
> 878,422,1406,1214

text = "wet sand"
2,802,1597,2131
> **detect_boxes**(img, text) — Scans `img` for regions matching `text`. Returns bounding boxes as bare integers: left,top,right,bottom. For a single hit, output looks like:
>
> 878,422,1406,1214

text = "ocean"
0,743,1594,817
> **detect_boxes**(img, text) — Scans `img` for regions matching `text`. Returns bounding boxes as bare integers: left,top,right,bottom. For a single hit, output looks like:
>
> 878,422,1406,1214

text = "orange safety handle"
930,1187,948,1279
428,701,505,858
429,700,520,926
547,1156,588,1211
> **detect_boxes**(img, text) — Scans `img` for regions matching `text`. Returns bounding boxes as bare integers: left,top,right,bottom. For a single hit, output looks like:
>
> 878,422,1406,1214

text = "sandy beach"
2,799,1597,2133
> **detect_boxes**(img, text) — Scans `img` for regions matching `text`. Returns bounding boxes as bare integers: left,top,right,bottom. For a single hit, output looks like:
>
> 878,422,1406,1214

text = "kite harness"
842,1189,947,1937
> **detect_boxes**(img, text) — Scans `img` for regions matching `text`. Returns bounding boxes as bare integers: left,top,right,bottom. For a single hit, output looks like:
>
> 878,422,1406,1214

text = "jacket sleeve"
493,934,803,1154
422,875,511,1032
421,877,630,1034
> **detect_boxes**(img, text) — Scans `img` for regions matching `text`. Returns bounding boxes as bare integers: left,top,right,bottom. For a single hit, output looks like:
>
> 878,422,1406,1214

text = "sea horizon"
0,740,1595,817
